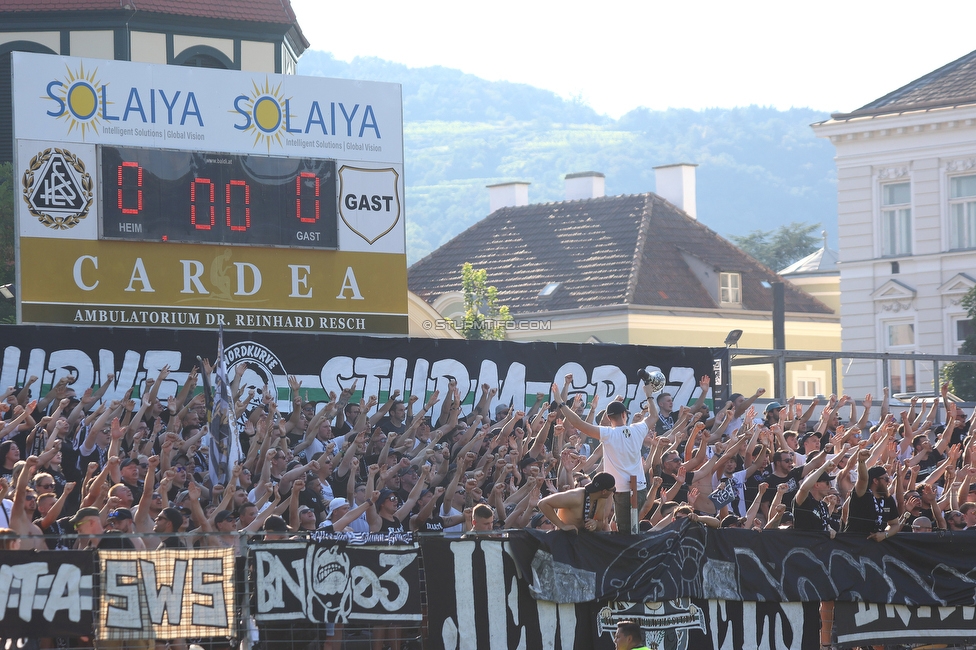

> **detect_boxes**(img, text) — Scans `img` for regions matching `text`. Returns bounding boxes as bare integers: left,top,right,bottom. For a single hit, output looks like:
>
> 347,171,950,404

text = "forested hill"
298,51,837,265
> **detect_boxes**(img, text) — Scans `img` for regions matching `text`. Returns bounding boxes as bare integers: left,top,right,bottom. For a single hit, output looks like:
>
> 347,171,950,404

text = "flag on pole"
207,325,238,487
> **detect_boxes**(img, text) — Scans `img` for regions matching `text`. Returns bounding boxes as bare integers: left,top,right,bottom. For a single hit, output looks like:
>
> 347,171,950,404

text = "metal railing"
728,347,976,404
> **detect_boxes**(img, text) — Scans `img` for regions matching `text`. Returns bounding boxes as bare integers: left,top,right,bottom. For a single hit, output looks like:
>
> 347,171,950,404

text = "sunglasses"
36,483,54,489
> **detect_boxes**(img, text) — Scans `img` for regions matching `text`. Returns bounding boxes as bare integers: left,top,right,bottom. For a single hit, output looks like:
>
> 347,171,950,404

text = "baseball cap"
159,507,183,531
327,497,350,516
298,505,313,516
214,510,236,524
377,488,398,505
119,457,138,468
584,472,616,494
108,508,133,521
606,402,627,417
764,402,783,414
867,466,888,482
814,472,834,484
398,465,418,477
69,507,101,529
263,515,288,532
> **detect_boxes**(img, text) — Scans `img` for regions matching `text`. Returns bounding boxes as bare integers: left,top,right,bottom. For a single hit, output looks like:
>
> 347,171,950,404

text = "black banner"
0,550,95,637
703,528,976,606
251,540,421,623
0,325,719,415
835,602,976,648
507,524,976,607
420,537,821,650
506,525,707,604
589,599,820,650
421,537,589,650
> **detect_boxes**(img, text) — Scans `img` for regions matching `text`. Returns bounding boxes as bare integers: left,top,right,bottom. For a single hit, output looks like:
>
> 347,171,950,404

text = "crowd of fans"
1,361,974,648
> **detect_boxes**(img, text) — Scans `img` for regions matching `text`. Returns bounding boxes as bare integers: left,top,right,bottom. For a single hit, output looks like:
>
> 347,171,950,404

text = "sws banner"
0,325,719,417
252,540,421,623
99,547,235,640
0,551,95,638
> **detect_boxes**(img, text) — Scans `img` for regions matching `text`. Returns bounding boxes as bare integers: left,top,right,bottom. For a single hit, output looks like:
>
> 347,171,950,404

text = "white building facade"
813,51,976,398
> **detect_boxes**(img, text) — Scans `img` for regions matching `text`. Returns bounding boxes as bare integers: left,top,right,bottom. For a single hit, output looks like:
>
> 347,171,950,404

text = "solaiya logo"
22,148,93,230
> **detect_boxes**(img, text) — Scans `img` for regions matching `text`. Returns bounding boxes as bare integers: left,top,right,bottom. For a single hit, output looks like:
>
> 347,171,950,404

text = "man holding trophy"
553,369,665,532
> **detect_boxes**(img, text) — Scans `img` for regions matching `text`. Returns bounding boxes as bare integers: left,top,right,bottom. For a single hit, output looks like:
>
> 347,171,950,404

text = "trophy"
636,368,666,392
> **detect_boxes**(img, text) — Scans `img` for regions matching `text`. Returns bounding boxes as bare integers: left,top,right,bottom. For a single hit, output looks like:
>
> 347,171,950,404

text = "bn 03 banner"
251,540,421,623
99,547,235,640
0,550,95,638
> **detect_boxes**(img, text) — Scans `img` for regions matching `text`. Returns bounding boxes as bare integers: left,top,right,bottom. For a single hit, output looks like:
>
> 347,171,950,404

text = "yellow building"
409,168,841,399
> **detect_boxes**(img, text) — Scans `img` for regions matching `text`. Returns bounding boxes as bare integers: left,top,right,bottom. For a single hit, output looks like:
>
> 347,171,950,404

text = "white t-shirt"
598,420,649,492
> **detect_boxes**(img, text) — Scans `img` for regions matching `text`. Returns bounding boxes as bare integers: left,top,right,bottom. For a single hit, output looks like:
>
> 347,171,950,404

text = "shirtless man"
538,472,615,532
10,456,46,549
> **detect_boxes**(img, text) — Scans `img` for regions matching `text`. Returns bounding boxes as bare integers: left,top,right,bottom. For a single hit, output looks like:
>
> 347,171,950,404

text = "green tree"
941,285,976,400
0,162,15,323
456,262,512,340
730,221,822,272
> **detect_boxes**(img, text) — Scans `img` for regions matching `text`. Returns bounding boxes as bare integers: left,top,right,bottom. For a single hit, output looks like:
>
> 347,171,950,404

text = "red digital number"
296,172,320,223
190,178,215,230
226,179,251,232
117,161,143,215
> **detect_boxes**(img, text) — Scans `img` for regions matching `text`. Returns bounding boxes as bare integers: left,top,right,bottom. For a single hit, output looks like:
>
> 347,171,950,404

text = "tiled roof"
1,0,300,25
833,48,976,119
408,193,833,316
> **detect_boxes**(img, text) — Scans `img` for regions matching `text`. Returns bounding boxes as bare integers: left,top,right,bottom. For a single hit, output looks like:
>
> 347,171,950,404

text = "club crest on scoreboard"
17,140,99,240
337,165,404,254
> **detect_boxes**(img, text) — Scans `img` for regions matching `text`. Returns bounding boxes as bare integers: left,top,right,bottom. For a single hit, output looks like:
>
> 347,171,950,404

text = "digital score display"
99,146,338,248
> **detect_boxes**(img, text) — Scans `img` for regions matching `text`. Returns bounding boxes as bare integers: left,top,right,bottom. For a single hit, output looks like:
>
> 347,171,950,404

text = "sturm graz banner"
0,325,719,417
252,540,421,623
0,550,94,638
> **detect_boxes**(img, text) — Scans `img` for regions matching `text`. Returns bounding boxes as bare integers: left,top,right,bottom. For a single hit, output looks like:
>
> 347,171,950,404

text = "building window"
793,366,827,399
881,182,911,256
884,320,916,394
797,380,818,398
720,272,741,305
954,316,974,354
949,175,976,250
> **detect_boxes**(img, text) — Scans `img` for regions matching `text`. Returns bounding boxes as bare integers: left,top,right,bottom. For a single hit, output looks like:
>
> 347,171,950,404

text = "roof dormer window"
720,272,741,306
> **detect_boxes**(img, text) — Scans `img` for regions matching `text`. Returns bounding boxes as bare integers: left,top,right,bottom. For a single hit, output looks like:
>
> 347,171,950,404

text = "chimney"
487,182,530,213
653,163,698,219
564,171,606,201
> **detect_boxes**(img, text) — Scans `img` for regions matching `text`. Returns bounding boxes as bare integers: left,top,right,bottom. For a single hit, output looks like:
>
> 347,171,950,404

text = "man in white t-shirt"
554,379,658,533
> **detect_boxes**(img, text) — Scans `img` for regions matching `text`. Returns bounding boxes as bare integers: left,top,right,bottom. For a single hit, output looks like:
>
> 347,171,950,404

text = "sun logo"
45,62,109,138
231,78,293,150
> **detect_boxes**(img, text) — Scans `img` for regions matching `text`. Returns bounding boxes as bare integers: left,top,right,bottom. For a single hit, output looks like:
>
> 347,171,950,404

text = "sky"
291,0,976,119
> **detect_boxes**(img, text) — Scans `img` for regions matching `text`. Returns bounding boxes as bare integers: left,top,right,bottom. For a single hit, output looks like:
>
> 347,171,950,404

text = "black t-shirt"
793,494,832,532
378,514,405,534
761,467,805,510
846,491,898,534
658,469,695,504
97,532,136,549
